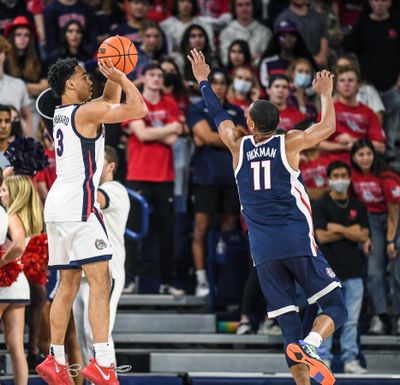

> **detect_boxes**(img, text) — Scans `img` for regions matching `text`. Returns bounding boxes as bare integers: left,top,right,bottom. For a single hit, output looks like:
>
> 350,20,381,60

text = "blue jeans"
319,278,363,363
379,88,400,160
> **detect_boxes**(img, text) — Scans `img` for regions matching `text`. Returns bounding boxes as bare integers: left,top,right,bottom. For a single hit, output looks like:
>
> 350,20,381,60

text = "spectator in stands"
344,0,400,162
0,0,32,36
314,160,369,374
319,65,386,164
8,105,23,140
83,0,123,44
0,105,12,169
266,74,306,132
350,139,400,335
160,0,215,54
219,0,272,66
4,16,48,137
4,16,48,99
335,53,385,124
112,0,151,46
160,57,191,211
227,65,260,114
275,0,329,68
258,19,315,89
47,20,91,67
176,24,218,99
0,175,43,385
146,0,172,23
287,58,318,121
225,40,252,78
133,21,166,85
44,0,97,56
196,0,232,31
186,70,246,297
297,119,331,201
337,0,364,32
123,62,185,296
0,36,32,136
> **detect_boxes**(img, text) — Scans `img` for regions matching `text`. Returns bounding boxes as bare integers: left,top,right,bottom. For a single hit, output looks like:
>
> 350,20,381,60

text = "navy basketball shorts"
256,253,341,318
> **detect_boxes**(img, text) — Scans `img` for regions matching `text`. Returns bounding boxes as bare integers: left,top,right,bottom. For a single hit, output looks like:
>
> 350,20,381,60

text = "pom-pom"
0,247,23,287
4,137,49,176
21,234,49,286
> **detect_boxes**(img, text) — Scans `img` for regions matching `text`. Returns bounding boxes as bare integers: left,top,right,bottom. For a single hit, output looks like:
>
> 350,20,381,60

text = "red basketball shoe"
36,355,73,385
82,358,120,385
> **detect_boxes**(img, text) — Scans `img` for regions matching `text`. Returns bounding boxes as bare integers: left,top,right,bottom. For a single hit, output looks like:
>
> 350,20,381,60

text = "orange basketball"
97,35,138,74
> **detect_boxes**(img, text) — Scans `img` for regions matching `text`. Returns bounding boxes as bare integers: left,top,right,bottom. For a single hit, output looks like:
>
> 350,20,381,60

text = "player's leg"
2,304,28,385
255,260,311,385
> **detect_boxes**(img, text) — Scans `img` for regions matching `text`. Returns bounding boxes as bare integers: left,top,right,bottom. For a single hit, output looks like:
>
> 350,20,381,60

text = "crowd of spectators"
1,0,400,375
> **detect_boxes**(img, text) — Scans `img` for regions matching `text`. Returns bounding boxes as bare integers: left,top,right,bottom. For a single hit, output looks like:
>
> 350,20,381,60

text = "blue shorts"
256,252,341,318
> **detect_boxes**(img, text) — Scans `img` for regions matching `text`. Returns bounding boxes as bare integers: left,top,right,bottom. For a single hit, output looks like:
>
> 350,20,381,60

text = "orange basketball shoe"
36,355,73,385
82,358,120,385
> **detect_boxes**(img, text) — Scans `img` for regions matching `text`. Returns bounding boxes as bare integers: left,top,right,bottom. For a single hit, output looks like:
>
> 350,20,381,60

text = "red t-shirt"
228,97,250,114
34,149,56,189
123,94,180,182
279,106,306,132
300,154,332,190
322,101,386,163
351,169,400,213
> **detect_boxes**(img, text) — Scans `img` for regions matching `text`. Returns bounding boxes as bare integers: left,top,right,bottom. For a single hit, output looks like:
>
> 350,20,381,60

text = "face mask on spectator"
233,78,252,94
329,179,350,194
163,72,179,88
294,72,311,88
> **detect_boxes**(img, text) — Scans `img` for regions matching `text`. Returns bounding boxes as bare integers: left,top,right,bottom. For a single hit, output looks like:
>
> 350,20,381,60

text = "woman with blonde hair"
0,175,43,385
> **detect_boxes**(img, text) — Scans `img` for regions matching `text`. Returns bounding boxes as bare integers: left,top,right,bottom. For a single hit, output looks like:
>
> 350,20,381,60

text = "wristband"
387,239,396,245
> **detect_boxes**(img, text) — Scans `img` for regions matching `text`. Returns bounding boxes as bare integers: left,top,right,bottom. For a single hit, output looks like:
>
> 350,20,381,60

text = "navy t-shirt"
187,100,246,186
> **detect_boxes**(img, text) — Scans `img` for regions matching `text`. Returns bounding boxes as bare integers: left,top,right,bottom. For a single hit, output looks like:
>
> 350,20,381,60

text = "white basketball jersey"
44,104,105,222
98,181,130,279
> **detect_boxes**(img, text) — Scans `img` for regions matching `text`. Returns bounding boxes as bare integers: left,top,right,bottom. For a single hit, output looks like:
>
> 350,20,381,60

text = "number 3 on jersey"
251,160,271,191
56,129,64,156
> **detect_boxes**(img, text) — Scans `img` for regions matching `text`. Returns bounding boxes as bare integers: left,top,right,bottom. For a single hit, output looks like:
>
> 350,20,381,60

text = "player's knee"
318,288,348,330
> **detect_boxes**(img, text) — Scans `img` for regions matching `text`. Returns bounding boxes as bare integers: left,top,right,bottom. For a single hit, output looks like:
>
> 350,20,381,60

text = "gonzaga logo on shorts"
326,267,336,279
95,239,107,250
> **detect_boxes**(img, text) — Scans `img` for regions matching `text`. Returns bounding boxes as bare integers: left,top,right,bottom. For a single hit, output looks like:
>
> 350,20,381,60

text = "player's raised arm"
187,49,244,155
80,60,148,125
286,70,336,152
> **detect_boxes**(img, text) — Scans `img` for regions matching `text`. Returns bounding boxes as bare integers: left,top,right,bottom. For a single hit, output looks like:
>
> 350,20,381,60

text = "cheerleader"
0,175,43,385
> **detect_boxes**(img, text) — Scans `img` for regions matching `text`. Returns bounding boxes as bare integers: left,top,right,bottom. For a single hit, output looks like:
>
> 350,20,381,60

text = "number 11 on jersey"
251,160,271,191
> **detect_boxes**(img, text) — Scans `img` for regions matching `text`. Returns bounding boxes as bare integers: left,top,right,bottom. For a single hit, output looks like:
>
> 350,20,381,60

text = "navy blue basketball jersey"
235,134,318,266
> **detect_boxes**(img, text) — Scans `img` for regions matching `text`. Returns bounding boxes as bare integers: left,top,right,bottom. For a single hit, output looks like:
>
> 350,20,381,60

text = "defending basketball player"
188,48,348,385
35,57,147,385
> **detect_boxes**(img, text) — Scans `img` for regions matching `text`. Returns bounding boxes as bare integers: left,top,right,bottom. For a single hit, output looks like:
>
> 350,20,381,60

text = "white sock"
196,269,207,285
304,332,322,348
50,344,66,365
93,342,114,367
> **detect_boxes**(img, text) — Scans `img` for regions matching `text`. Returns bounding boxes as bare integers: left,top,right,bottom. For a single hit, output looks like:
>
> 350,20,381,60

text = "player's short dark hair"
327,161,351,178
0,104,11,115
249,100,280,133
268,74,289,88
142,61,163,74
104,145,119,175
47,57,79,97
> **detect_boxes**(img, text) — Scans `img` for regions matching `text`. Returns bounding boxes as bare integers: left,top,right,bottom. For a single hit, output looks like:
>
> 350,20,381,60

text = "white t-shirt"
0,74,31,111
357,84,385,114
0,206,8,245
98,181,130,279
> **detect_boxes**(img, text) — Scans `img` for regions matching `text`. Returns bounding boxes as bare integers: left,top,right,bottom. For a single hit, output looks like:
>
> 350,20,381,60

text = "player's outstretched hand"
98,58,125,83
312,70,334,97
187,48,210,83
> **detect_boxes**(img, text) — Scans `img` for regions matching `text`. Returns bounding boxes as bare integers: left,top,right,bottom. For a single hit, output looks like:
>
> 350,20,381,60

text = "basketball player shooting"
36,57,147,385
188,48,348,385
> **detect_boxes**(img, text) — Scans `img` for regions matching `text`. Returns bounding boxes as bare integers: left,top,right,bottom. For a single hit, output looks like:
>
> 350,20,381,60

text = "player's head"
327,161,351,194
247,100,280,135
47,57,92,101
143,61,164,92
101,145,119,183
0,105,12,142
0,175,42,236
